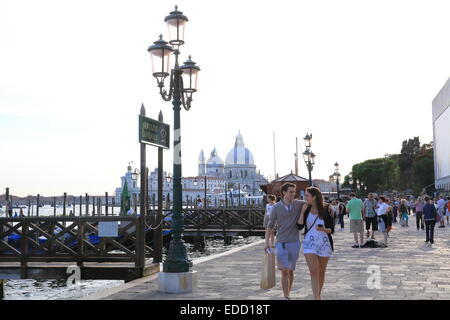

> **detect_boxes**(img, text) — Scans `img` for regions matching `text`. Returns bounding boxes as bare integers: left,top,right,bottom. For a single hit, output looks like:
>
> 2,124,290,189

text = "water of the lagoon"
2,205,262,300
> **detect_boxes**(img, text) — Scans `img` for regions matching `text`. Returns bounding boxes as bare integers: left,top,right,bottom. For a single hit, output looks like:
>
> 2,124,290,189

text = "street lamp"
348,172,353,191
333,162,341,200
148,5,200,274
304,133,312,148
302,133,314,186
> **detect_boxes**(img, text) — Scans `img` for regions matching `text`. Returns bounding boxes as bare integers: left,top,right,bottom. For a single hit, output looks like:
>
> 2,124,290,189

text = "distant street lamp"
148,5,200,274
302,133,315,187
332,162,341,199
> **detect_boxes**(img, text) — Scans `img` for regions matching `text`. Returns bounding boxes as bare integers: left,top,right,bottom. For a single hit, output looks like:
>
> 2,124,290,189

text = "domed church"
197,131,268,196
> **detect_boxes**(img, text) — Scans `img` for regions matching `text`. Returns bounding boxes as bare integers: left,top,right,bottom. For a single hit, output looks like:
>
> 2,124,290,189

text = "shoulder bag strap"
305,214,320,238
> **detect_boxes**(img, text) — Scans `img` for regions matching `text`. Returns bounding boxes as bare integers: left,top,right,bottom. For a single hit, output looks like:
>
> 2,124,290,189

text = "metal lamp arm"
179,75,192,111
158,70,174,101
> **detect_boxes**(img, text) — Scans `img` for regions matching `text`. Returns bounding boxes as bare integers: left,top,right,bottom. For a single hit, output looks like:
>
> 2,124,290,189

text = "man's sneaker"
352,244,359,248
284,297,291,300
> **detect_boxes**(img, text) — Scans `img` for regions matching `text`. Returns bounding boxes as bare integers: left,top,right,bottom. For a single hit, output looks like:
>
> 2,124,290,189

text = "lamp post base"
158,271,198,294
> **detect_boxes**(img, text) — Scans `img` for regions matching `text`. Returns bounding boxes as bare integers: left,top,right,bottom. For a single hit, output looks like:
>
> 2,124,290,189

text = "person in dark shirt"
423,196,437,245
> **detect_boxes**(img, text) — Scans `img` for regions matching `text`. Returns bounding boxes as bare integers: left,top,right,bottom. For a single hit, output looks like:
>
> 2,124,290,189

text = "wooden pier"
0,208,265,287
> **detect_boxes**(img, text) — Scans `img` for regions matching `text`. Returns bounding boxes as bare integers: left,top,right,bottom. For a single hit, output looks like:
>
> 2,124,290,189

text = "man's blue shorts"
275,240,301,270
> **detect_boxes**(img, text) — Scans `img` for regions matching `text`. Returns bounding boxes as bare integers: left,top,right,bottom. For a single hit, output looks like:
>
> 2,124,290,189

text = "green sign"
139,115,170,149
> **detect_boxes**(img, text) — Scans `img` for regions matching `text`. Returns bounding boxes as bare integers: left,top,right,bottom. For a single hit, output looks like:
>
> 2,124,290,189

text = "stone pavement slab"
86,216,450,300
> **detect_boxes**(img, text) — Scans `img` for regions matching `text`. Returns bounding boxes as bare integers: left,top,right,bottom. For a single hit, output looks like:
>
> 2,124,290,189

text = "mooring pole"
154,110,164,263
85,193,89,216
5,188,10,217
105,192,109,216
36,194,40,216
0,279,4,300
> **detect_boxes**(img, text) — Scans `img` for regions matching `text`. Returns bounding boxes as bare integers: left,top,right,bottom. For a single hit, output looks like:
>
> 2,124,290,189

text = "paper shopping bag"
260,250,276,290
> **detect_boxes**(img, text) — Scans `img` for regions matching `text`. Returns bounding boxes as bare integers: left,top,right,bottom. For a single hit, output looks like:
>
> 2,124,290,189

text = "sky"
1,0,449,197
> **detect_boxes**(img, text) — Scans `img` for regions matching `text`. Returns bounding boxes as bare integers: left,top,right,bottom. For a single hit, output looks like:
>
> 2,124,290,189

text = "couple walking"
264,183,334,300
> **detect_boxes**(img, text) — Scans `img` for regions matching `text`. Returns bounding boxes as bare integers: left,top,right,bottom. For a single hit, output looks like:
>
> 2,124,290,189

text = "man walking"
415,197,425,230
363,193,378,240
423,196,437,245
346,193,365,248
265,183,306,300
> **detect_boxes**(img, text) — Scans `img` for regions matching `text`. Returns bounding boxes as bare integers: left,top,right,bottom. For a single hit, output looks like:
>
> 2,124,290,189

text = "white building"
115,166,226,206
198,131,268,196
432,77,450,195
313,178,337,198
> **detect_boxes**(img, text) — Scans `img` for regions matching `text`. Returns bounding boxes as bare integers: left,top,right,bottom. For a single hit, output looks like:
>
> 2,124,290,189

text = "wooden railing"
0,216,151,266
0,209,265,269
150,208,266,231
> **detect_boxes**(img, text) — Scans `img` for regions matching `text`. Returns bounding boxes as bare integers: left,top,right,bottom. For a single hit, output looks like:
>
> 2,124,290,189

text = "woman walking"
376,196,390,246
330,200,339,226
297,187,334,300
399,199,409,227
415,197,425,230
263,195,277,246
338,199,346,230
446,197,450,226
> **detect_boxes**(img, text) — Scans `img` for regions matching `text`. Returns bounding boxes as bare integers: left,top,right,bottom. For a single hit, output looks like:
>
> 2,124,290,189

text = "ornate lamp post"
148,6,200,275
332,162,341,200
302,133,315,186
349,171,353,191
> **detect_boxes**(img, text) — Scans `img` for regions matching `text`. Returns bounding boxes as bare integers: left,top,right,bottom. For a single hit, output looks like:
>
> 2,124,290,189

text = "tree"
412,143,434,195
398,137,421,190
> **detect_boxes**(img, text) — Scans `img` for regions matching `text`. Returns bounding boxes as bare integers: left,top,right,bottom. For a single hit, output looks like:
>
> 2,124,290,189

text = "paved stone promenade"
85,216,450,300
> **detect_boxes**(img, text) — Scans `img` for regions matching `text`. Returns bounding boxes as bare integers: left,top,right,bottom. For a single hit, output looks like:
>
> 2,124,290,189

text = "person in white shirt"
376,196,390,246
329,199,338,225
263,195,277,246
437,196,446,228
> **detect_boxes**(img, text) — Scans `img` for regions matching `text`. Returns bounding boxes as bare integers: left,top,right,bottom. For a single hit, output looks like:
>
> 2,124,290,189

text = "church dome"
206,147,224,166
225,131,255,165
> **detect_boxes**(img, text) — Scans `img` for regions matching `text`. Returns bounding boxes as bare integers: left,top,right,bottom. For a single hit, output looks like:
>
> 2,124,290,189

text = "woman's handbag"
436,210,442,223
260,249,276,290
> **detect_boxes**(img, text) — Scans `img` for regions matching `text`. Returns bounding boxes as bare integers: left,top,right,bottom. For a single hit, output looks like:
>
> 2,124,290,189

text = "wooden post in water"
53,197,56,216
5,188,10,217
63,192,67,216
72,197,75,216
0,279,4,300
98,198,101,215
92,196,95,216
36,194,40,216
79,196,82,216
27,196,31,217
112,197,115,216
146,168,149,216
85,193,89,216
105,192,109,216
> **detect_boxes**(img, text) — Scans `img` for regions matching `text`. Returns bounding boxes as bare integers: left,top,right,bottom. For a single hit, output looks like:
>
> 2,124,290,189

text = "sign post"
138,105,170,270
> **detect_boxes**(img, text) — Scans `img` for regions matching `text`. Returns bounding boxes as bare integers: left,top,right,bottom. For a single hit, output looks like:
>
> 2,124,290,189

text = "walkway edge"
78,239,265,300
